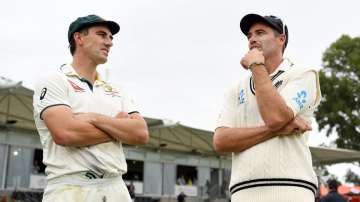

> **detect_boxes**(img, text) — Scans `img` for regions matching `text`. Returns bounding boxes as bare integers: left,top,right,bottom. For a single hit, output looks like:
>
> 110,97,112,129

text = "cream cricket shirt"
217,59,322,200
33,64,136,180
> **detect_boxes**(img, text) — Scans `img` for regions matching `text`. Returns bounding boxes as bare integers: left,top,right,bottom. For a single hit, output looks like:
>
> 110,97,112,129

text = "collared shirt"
217,58,321,128
216,58,322,200
33,64,137,180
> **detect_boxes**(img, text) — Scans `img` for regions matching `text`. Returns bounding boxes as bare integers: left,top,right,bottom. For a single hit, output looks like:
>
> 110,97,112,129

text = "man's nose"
105,37,113,47
249,35,257,44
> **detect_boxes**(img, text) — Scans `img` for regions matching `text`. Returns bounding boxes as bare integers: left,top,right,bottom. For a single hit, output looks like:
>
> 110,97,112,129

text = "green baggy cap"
68,14,120,42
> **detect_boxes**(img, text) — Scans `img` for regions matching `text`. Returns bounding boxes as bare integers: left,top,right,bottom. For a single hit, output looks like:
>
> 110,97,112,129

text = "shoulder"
37,66,66,81
34,68,65,92
287,62,319,78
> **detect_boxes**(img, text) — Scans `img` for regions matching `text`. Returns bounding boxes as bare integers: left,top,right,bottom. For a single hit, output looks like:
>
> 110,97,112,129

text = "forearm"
61,120,114,147
91,114,149,145
213,125,275,153
42,107,114,147
252,65,293,130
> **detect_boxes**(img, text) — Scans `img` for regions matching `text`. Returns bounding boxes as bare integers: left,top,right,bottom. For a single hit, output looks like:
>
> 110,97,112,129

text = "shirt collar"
60,64,106,86
269,58,294,77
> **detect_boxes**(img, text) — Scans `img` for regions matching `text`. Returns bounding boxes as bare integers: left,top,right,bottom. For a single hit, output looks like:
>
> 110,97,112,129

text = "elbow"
133,128,149,145
51,131,71,146
265,108,294,131
265,116,291,132
213,131,227,153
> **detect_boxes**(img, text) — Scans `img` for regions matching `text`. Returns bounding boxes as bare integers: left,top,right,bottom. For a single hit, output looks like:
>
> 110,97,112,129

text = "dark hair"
327,179,340,191
272,29,287,54
69,28,89,55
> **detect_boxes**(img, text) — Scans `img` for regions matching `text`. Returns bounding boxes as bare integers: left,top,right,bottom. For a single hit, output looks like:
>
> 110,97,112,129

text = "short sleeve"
280,70,320,116
216,85,238,129
122,92,138,114
33,72,70,120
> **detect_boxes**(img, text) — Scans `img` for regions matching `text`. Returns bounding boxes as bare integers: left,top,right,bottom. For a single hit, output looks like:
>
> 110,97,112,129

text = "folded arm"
213,125,274,153
81,112,149,145
241,49,294,131
251,65,294,130
213,115,311,153
42,105,114,147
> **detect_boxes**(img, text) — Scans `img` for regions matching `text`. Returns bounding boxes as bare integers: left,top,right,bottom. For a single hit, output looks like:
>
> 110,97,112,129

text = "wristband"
248,62,265,70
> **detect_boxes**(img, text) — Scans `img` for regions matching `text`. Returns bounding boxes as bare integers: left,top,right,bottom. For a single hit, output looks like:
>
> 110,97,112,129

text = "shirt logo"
67,79,85,93
40,87,47,100
274,80,283,89
239,89,245,104
103,84,121,97
292,90,307,110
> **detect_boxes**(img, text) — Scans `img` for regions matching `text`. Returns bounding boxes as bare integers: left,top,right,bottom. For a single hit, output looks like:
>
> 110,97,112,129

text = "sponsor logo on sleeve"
274,80,283,89
40,87,47,100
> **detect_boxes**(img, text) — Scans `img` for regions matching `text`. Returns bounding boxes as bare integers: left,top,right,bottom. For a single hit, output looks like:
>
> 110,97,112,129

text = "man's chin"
97,57,108,64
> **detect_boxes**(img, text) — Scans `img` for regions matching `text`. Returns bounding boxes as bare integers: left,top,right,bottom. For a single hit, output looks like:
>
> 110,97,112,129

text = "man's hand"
129,113,143,120
92,111,149,145
276,116,312,136
240,48,265,70
115,111,143,120
115,111,130,119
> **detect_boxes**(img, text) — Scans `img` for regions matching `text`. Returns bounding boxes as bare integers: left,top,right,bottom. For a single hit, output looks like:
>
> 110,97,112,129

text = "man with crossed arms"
214,13,321,202
33,14,149,202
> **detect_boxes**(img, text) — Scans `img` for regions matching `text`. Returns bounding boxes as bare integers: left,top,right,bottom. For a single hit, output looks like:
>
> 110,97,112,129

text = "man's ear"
73,32,83,46
278,34,286,45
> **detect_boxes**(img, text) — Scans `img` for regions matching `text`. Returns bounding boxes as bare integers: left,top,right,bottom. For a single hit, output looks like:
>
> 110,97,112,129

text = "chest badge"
292,90,307,110
103,84,121,97
238,89,246,104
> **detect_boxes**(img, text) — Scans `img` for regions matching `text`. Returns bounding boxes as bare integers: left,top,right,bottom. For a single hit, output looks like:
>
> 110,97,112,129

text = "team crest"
103,84,121,97
292,90,307,110
238,89,246,104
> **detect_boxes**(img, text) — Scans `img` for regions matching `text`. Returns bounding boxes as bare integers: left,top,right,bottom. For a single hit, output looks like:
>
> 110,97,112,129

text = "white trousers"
42,174,131,202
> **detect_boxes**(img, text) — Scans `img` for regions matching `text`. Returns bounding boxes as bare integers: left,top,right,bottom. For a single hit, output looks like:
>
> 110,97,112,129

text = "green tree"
315,35,360,150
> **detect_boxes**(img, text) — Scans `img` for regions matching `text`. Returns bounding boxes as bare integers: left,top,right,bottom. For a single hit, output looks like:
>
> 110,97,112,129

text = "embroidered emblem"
67,79,85,92
40,87,47,100
102,84,121,97
292,90,307,110
239,89,245,104
103,84,113,92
